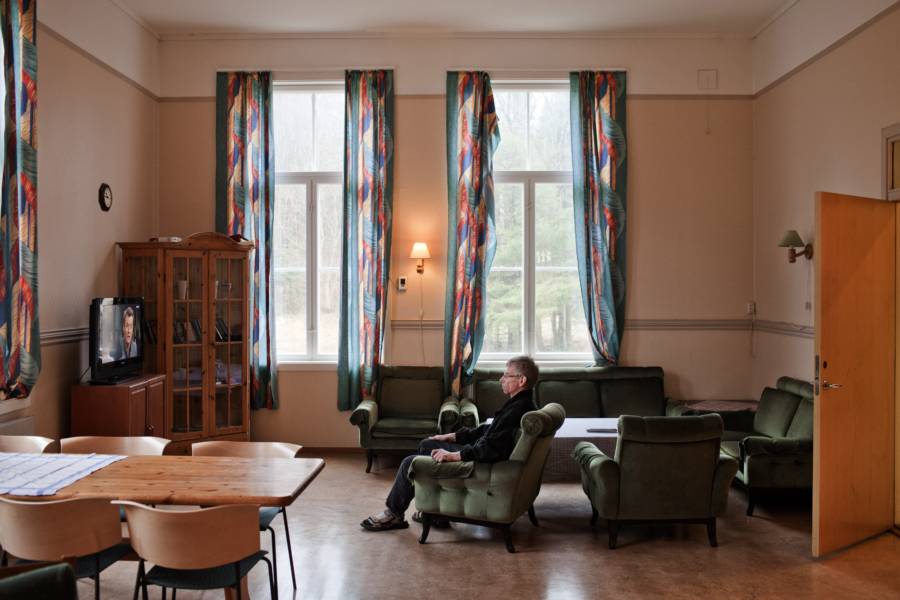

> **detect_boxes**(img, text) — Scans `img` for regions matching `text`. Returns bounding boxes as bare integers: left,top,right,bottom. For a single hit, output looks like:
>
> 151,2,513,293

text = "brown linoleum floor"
84,451,900,599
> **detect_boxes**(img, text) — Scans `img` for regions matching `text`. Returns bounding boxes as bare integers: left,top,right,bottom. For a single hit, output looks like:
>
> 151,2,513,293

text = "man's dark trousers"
386,439,461,517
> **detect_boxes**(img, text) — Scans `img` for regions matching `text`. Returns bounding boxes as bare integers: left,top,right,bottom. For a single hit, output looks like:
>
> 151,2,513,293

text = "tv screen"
90,297,144,383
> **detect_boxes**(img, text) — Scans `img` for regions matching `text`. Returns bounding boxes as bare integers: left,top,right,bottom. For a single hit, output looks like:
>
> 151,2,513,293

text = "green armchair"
409,403,566,553
350,366,461,472
573,414,737,549
719,376,813,515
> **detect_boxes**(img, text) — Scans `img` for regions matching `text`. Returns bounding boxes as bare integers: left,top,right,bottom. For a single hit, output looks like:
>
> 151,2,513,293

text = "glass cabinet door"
122,252,159,373
168,252,206,439
211,253,248,434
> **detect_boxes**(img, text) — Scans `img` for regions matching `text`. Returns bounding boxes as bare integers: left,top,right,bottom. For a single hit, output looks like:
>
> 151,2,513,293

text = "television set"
89,297,144,384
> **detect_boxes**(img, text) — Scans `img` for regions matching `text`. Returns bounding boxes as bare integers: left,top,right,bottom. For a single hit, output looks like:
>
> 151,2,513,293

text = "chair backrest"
615,415,724,519
0,498,121,561
535,369,602,417
753,387,802,438
376,366,444,418
507,403,566,514
116,501,261,570
60,436,171,456
0,563,77,600
777,376,814,440
0,435,57,453
192,440,302,458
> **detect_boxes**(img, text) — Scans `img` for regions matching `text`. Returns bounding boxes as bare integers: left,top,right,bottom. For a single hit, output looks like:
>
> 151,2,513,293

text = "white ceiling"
114,0,792,38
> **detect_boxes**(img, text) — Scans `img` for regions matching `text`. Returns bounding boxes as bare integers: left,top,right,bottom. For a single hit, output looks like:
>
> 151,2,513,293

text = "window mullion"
524,177,536,356
308,180,317,358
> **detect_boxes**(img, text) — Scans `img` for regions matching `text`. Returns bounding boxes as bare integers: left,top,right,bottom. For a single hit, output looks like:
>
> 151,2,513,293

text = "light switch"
397,276,407,291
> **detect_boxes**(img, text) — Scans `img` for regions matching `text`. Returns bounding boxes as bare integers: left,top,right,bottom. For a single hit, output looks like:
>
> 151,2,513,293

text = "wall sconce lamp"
778,230,813,263
410,242,431,274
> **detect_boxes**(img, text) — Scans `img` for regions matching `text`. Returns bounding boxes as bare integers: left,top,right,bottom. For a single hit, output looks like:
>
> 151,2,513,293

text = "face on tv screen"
97,303,142,364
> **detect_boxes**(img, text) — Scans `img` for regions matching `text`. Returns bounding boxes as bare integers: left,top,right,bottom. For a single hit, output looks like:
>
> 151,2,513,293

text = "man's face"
123,315,134,346
500,365,526,397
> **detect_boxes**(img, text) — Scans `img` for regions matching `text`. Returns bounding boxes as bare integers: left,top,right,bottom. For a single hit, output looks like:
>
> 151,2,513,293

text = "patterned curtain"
0,0,39,401
443,72,500,397
337,70,394,411
570,71,627,365
215,72,278,409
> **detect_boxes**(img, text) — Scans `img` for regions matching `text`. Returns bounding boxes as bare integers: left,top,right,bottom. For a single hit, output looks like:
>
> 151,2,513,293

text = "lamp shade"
410,242,431,259
778,230,805,248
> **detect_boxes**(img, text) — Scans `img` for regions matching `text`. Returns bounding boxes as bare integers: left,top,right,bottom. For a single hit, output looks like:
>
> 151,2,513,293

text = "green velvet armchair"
350,366,461,472
719,376,813,516
573,414,738,549
409,403,566,553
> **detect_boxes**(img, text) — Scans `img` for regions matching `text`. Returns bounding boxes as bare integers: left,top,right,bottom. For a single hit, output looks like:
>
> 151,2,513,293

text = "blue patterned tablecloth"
0,452,126,496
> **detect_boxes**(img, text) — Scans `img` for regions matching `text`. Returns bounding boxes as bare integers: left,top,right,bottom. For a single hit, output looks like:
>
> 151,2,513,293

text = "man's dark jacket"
454,388,537,463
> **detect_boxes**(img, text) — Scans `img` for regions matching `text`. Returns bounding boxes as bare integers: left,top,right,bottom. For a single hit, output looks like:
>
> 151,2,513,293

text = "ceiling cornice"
158,30,752,43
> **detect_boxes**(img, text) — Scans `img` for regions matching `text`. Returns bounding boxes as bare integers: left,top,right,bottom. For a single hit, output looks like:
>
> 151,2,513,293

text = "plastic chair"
60,436,171,456
0,435,57,453
0,498,129,600
116,501,274,600
192,440,301,591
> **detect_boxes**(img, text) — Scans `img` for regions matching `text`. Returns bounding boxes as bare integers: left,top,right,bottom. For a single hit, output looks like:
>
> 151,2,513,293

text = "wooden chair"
115,501,274,600
60,436,171,456
192,440,302,591
0,498,130,600
0,435,57,453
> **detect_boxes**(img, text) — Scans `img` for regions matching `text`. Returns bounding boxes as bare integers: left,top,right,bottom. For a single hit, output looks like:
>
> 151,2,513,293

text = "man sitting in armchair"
361,356,539,532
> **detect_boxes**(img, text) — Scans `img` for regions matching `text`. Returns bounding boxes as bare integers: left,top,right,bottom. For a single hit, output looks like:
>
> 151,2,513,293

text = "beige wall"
157,92,754,446
750,7,900,522
0,29,160,437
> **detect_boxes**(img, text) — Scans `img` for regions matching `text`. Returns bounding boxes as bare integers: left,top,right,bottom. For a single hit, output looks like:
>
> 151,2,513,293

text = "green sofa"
349,366,461,472
460,366,666,427
409,403,566,553
719,376,813,516
573,414,738,549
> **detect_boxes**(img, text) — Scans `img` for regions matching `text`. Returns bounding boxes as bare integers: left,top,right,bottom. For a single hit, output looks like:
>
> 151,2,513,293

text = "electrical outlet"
745,301,756,316
397,276,407,291
804,301,812,311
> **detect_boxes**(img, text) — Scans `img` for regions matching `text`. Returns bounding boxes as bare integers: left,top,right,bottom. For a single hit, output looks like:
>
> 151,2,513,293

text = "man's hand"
431,449,462,463
428,432,456,443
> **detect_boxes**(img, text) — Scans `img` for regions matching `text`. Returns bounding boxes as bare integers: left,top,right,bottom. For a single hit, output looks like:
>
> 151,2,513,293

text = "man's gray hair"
507,355,538,388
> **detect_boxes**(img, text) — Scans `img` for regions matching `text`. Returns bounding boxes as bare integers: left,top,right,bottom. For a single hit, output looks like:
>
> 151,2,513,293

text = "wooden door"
813,191,895,557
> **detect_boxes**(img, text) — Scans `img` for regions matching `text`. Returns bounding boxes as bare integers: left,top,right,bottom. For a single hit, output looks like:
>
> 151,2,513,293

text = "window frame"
480,81,592,364
273,82,344,364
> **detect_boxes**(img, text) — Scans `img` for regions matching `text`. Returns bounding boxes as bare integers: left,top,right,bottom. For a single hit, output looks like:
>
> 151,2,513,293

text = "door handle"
822,380,842,390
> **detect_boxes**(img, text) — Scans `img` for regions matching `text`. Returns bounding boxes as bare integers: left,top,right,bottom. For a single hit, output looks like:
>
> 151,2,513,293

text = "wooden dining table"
7,454,326,599
31,454,326,506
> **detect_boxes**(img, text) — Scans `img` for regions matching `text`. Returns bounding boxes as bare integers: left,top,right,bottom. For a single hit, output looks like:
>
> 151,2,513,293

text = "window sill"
277,361,337,373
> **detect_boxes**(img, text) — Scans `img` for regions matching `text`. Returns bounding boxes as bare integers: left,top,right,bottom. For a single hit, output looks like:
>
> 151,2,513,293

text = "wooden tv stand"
71,374,166,438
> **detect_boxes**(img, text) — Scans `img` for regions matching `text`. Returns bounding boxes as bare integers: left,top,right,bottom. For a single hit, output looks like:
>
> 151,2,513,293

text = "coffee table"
545,418,619,481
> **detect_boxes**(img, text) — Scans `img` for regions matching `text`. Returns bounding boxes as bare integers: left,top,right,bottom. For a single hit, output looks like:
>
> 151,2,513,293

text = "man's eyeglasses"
500,372,523,380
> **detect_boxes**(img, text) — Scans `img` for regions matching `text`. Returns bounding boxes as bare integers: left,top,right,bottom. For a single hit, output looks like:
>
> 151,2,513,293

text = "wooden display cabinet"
118,233,254,453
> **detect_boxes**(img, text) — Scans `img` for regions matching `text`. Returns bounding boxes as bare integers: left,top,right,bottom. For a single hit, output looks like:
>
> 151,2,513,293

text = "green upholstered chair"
573,414,737,549
719,376,813,516
0,563,77,600
408,403,566,553
461,366,666,428
350,366,461,472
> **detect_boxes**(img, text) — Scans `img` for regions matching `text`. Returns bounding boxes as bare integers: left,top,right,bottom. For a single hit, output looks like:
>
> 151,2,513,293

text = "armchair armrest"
572,441,620,519
349,399,378,428
408,455,475,481
459,399,479,429
741,436,812,456
665,398,686,416
711,455,739,515
439,397,461,433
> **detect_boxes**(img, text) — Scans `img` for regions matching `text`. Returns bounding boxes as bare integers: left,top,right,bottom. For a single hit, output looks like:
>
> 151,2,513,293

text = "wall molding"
390,318,755,332
391,319,444,330
752,319,814,339
40,327,90,347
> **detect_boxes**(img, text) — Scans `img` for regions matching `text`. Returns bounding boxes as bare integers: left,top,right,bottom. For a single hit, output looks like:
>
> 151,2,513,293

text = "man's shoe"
361,510,410,531
411,511,451,529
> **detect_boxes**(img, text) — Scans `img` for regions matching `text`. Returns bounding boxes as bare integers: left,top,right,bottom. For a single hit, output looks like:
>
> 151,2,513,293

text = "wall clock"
98,183,113,212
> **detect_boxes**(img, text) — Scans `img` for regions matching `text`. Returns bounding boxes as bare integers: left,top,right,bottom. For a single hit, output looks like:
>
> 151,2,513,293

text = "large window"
483,84,591,360
273,84,344,361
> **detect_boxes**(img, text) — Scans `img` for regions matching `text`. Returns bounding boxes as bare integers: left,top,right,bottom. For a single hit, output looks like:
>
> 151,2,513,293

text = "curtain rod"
448,67,628,72
216,67,396,72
